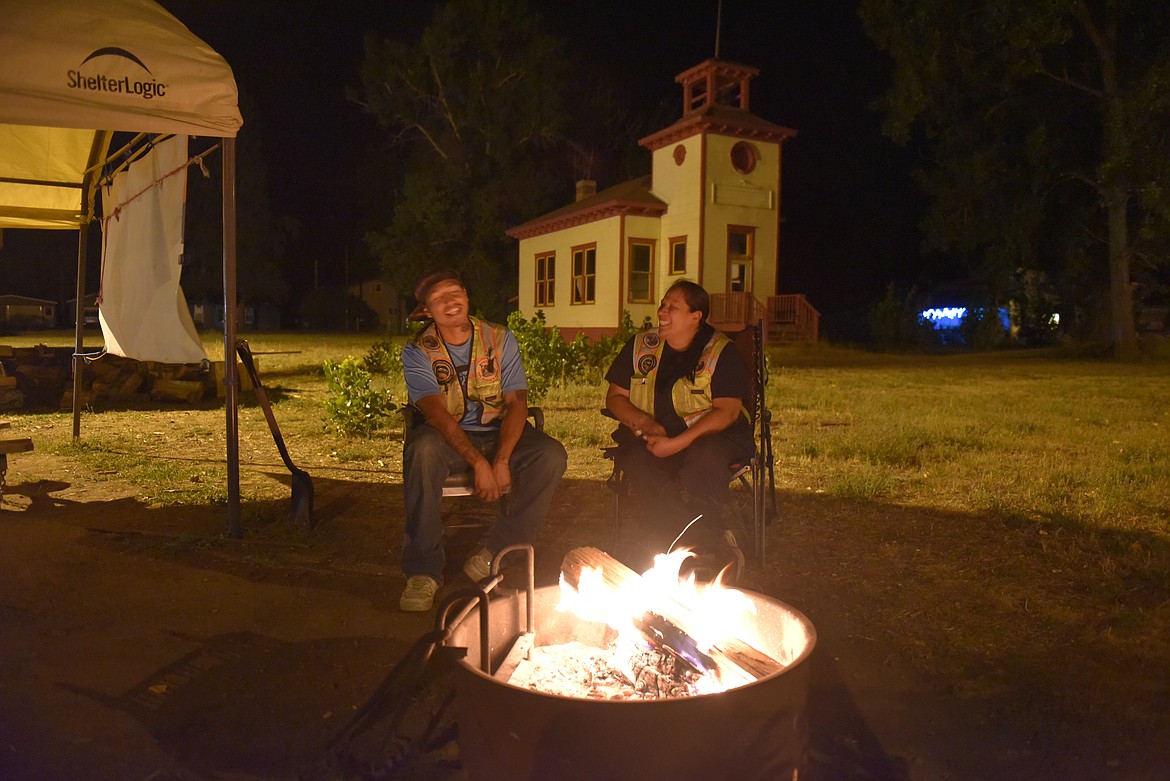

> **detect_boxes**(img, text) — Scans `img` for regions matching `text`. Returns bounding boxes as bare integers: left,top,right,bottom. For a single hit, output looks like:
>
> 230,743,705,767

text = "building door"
727,226,754,293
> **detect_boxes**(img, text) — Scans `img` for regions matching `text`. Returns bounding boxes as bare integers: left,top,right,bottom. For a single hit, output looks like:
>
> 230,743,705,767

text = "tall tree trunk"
1105,187,1137,354
1075,3,1137,353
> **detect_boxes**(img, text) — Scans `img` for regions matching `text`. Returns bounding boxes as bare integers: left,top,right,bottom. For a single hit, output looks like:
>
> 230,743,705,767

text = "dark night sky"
1,1,932,339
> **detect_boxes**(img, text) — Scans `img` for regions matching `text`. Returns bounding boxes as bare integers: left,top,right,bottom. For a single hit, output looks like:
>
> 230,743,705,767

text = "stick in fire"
560,547,784,686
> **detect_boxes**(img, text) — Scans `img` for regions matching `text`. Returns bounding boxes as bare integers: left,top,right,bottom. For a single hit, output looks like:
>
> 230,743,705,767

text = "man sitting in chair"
399,270,567,612
604,280,753,577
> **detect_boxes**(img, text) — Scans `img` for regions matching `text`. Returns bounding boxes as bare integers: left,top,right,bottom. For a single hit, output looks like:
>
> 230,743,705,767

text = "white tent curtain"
98,134,206,364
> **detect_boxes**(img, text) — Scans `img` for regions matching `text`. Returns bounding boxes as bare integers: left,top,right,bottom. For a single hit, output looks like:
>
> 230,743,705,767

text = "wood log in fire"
560,547,784,685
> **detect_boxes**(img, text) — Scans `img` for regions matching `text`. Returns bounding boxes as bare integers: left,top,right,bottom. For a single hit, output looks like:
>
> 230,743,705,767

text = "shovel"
235,339,314,528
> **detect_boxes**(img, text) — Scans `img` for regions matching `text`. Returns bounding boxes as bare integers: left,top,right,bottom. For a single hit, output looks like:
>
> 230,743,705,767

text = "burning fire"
558,549,761,694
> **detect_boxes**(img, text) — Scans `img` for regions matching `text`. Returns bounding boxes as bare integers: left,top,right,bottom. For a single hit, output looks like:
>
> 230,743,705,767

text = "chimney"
575,180,597,201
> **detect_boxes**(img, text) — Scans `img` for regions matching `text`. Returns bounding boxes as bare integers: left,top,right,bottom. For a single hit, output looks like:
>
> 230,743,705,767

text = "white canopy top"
0,0,242,229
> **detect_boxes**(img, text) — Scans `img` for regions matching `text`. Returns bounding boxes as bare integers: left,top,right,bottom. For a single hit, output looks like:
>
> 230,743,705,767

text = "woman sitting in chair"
604,280,754,576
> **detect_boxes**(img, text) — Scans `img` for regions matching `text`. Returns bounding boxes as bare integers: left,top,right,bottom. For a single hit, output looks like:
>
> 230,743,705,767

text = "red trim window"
535,252,555,307
669,236,687,275
627,238,655,303
571,244,597,304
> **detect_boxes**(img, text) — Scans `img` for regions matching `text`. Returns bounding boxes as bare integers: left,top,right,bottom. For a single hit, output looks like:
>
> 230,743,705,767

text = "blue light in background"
920,306,1013,332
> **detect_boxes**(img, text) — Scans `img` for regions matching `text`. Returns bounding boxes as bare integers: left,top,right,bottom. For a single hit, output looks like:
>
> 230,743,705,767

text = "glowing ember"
499,546,795,699
552,549,761,693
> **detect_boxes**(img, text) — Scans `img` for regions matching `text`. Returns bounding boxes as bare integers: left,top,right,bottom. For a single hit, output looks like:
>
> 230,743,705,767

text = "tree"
354,0,569,318
860,0,1170,353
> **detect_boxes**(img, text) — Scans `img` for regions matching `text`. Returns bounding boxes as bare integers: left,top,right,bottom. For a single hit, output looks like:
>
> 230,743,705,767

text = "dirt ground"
2,447,1168,781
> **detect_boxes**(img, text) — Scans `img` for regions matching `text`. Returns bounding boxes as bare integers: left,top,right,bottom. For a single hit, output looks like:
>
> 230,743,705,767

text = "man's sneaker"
399,575,438,612
463,547,494,582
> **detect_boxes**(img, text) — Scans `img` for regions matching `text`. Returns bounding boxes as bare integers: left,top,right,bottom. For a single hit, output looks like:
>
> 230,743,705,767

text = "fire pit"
436,546,816,781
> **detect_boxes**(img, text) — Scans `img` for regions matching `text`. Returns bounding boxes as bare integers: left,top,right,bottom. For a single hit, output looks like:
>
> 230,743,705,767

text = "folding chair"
400,405,545,523
604,319,775,565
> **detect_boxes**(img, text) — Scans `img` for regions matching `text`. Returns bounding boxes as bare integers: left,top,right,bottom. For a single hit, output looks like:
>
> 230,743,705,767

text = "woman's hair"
666,280,710,323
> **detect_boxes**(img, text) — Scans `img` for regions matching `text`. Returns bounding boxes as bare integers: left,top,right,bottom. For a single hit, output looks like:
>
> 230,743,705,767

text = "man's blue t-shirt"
402,328,527,432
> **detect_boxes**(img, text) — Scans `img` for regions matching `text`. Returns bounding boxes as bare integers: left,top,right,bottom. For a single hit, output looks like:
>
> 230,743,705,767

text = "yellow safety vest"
628,328,738,428
415,316,508,425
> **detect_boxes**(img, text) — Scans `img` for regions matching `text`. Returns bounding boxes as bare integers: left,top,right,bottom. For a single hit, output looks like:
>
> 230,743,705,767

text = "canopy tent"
0,0,248,535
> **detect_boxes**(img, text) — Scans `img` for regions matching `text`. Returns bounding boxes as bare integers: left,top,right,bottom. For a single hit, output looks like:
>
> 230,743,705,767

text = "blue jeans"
401,423,567,582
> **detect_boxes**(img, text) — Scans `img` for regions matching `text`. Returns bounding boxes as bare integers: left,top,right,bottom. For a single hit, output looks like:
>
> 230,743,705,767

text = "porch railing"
766,294,820,343
708,292,820,342
708,292,764,329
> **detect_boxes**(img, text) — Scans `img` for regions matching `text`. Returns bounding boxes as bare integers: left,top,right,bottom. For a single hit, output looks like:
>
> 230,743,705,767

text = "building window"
571,244,596,304
628,239,655,303
730,141,758,174
673,144,687,165
535,253,555,307
727,226,754,292
669,237,687,275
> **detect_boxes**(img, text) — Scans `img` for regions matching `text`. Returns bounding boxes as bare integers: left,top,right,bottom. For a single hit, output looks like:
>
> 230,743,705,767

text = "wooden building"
508,58,819,342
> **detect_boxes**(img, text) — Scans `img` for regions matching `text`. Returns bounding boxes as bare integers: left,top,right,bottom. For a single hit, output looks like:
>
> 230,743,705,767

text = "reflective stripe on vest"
414,316,507,424
628,329,732,427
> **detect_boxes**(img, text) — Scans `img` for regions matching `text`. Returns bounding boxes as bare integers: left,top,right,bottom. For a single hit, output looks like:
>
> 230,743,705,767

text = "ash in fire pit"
504,634,705,700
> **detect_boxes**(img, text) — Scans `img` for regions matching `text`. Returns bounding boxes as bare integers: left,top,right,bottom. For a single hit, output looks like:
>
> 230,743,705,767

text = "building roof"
639,102,797,152
0,294,56,305
506,175,666,240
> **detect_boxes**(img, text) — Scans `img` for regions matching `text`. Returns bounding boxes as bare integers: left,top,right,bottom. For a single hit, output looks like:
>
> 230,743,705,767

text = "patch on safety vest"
642,333,661,349
637,354,658,374
475,357,498,382
421,334,441,351
433,359,456,385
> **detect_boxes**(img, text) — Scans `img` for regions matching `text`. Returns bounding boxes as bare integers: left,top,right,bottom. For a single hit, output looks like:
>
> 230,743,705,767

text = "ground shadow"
62,631,412,780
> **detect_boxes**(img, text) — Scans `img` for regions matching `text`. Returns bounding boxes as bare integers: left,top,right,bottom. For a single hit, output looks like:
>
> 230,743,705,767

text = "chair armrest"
528,406,544,430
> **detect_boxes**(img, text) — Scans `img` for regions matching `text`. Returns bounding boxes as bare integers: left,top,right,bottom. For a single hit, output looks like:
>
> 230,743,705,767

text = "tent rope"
96,143,219,306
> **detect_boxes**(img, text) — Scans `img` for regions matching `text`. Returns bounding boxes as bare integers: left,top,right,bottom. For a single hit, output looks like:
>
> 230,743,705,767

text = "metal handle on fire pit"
434,544,535,675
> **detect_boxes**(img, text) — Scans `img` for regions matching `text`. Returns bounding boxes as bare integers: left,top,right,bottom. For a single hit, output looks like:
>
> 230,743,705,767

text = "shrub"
322,356,397,438
960,307,1009,350
506,310,653,400
868,284,936,351
362,339,403,375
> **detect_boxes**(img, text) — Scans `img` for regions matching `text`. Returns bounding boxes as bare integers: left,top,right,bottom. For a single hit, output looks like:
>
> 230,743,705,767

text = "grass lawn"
5,328,1170,749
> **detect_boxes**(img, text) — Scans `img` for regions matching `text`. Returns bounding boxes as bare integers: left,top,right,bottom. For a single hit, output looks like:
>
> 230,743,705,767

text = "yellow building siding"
518,216,625,330
701,134,781,297
651,137,703,285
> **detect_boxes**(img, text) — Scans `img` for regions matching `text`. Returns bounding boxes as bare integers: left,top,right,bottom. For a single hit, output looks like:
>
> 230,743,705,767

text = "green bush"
506,310,652,401
960,307,1009,350
362,339,403,375
322,356,397,438
868,283,937,351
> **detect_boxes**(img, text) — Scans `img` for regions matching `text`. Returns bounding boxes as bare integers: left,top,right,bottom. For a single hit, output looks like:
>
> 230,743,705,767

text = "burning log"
560,547,785,685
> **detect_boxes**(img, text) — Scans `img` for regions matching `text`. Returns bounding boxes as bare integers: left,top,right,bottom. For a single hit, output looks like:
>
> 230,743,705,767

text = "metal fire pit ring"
436,545,816,781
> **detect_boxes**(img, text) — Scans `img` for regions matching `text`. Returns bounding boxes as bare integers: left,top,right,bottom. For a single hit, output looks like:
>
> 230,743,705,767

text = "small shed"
0,294,57,329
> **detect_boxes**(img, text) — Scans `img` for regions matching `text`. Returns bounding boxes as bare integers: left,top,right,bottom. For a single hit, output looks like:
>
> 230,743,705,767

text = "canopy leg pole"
71,221,89,439
223,137,241,539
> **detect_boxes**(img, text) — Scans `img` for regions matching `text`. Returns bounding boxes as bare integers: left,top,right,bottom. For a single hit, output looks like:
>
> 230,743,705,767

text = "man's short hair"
409,269,464,321
414,269,464,304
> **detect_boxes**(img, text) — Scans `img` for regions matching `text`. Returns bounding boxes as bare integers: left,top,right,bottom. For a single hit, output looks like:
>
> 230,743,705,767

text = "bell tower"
639,59,796,301
677,59,758,114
